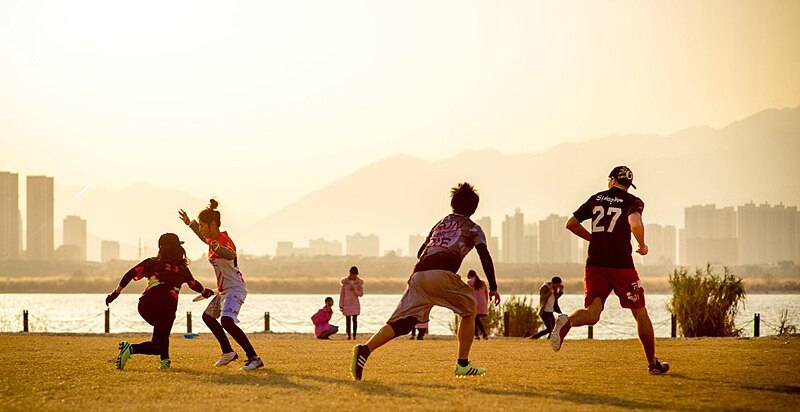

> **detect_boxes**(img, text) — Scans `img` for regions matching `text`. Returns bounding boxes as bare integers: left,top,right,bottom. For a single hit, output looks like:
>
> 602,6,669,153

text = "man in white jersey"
350,182,501,381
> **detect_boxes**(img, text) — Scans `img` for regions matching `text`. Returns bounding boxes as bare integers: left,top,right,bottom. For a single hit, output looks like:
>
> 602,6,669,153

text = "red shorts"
584,266,646,309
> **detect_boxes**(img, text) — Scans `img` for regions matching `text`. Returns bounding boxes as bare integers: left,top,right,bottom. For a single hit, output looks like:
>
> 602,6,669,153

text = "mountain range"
53,105,800,259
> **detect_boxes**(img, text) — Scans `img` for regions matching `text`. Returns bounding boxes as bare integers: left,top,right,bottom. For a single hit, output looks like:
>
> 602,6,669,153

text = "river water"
1,293,798,339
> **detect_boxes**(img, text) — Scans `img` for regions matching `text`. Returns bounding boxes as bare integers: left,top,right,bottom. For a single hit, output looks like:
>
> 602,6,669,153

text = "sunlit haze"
2,1,799,258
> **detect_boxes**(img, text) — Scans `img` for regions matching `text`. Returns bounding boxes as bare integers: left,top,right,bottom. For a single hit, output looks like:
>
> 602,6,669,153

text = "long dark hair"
198,198,221,226
467,269,484,290
158,244,189,267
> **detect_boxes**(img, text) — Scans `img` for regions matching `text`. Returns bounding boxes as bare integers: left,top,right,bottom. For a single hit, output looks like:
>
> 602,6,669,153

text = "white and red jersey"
207,231,246,294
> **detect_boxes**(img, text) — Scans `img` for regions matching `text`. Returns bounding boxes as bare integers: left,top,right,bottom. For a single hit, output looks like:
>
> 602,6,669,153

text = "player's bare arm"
475,243,501,305
629,212,648,255
566,216,591,242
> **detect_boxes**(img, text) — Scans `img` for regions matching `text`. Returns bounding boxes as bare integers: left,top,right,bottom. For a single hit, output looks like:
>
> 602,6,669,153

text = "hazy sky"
2,0,799,221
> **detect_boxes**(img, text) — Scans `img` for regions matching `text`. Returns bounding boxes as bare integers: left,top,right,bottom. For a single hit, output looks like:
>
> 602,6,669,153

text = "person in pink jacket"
467,270,490,339
339,266,365,340
311,297,339,339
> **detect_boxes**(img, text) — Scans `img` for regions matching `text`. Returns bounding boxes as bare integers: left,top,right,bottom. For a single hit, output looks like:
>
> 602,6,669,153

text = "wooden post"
671,314,677,338
23,310,29,332
105,309,110,334
187,311,192,334
754,313,760,337
588,325,593,339
503,311,510,337
264,312,270,333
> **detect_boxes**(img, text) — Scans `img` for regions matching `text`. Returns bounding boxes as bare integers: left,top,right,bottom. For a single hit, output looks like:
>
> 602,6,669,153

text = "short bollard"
503,312,510,337
754,313,760,337
264,312,270,333
105,309,110,334
23,310,29,332
588,325,593,339
187,311,192,334
671,314,677,338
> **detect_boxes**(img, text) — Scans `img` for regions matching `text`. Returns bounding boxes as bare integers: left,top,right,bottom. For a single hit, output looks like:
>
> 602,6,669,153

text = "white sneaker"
214,351,239,367
241,356,264,371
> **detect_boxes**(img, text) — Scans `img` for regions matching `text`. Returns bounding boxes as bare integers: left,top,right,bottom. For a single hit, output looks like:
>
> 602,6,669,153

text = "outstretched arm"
566,216,591,242
106,261,147,305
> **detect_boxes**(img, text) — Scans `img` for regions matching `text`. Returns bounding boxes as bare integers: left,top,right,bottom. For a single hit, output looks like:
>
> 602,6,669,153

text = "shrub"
669,265,746,337
776,309,797,336
448,295,541,337
499,295,541,337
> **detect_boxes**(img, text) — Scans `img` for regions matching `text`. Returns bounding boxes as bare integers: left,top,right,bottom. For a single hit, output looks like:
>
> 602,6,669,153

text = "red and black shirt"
119,258,206,309
573,187,645,269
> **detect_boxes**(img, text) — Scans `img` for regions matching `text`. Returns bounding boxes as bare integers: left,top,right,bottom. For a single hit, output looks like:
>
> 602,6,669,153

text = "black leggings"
532,311,556,339
475,314,488,338
203,313,257,359
346,315,358,338
131,299,175,360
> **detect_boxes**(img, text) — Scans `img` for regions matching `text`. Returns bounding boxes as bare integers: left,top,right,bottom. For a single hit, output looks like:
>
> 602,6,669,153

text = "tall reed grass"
669,265,746,337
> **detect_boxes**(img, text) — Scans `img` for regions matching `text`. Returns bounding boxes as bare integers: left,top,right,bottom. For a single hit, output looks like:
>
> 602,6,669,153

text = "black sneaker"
350,345,369,381
648,359,670,375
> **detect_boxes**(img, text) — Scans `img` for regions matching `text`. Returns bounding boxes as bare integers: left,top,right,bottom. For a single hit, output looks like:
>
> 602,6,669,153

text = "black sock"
457,358,469,367
360,345,371,357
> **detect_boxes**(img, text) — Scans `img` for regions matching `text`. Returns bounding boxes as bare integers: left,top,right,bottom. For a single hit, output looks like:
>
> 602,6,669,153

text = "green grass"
1,333,798,411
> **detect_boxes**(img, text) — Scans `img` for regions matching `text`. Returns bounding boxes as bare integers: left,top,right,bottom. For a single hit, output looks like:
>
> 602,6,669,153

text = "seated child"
312,297,339,339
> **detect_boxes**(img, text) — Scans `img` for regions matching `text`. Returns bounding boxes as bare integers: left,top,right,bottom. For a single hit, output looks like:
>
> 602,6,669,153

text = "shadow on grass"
170,368,415,397
667,373,800,395
398,381,660,409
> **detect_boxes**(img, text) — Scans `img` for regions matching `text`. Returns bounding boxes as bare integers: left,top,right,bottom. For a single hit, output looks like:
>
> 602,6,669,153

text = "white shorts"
204,289,247,324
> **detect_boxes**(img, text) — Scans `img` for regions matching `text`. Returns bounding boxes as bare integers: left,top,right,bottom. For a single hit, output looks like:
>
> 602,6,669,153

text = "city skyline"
4,166,795,266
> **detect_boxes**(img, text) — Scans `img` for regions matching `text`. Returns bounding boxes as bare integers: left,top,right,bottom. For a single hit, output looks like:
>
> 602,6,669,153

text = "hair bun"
208,198,219,210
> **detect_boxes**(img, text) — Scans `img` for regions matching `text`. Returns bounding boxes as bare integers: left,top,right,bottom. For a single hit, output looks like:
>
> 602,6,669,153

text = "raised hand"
178,209,190,225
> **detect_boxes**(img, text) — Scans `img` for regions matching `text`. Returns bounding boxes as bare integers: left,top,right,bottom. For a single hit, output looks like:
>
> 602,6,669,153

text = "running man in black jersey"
105,233,214,370
350,183,501,381
553,166,670,375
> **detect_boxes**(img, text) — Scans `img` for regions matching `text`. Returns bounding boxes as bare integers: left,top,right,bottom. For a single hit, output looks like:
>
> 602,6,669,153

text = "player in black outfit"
105,233,214,370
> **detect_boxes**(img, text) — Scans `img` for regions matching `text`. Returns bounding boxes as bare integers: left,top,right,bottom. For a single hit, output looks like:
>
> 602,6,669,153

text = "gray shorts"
204,288,247,324
388,270,477,324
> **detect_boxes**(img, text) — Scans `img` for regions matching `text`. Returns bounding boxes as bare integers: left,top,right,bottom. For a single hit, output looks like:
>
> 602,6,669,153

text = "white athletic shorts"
204,288,247,324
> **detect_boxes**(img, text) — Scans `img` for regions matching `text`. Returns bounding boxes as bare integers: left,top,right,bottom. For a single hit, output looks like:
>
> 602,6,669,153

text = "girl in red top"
105,233,213,370
179,199,263,371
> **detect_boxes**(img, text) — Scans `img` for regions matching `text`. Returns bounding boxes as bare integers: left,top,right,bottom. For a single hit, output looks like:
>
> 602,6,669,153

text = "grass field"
1,333,798,411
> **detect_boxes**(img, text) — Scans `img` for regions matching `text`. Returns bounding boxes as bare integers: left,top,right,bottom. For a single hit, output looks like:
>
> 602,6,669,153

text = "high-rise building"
101,240,120,262
539,214,572,263
738,202,799,265
684,205,738,266
501,209,525,263
346,233,379,257
522,222,539,263
63,215,87,261
643,224,677,266
26,176,54,260
0,172,21,260
275,241,295,257
475,216,500,260
408,234,425,257
309,238,343,256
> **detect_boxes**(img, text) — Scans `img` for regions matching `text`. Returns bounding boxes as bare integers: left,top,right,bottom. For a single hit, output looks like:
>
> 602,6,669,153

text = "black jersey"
119,258,205,309
573,186,645,269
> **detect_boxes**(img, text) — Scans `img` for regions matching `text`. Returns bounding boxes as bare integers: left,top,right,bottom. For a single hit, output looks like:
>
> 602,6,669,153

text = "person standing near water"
339,266,364,340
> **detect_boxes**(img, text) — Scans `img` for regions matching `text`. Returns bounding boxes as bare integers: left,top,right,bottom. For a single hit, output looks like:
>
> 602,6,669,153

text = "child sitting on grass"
312,297,339,339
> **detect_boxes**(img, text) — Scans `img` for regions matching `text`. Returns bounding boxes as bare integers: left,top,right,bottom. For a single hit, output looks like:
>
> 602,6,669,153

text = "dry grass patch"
0,333,798,411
